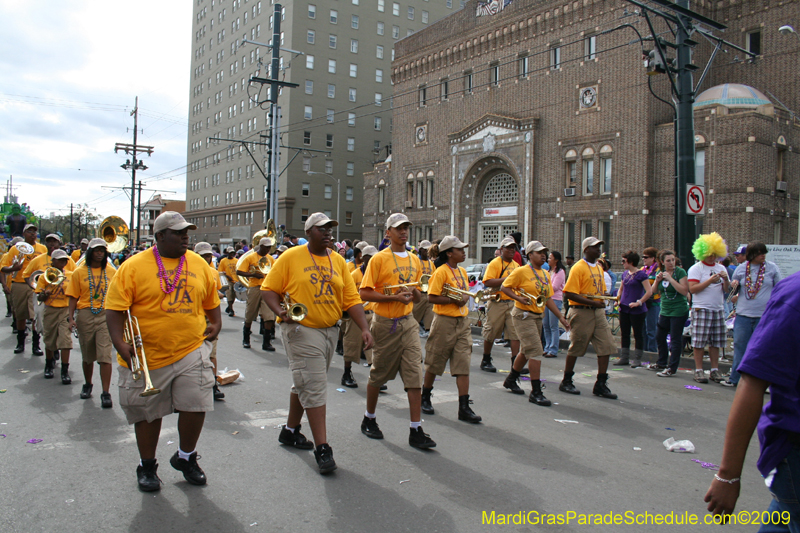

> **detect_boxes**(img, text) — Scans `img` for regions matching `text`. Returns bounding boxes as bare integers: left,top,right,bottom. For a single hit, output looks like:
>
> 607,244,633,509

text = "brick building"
363,0,800,263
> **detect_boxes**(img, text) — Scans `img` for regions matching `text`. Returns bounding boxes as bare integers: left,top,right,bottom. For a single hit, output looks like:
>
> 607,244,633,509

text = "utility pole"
115,97,154,232
69,203,74,244
136,182,143,247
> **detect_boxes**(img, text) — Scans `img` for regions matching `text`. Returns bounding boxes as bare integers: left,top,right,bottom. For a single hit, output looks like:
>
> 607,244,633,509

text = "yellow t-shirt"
483,256,519,301
206,261,223,291
238,250,274,283
34,269,72,308
562,259,606,306
360,248,422,318
351,266,373,311
502,264,552,313
0,242,48,284
427,263,470,317
419,258,434,277
24,253,78,280
71,249,83,263
261,245,361,329
347,261,357,272
105,249,221,370
218,257,240,283
65,264,118,310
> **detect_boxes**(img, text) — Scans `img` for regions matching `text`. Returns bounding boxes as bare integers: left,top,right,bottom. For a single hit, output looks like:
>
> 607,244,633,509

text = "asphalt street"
0,307,772,533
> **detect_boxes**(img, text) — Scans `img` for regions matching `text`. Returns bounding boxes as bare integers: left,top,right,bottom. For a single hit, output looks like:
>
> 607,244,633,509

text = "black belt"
570,305,595,309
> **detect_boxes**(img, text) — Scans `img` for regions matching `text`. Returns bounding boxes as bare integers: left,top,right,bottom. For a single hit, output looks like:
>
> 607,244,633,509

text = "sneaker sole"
504,387,525,395
170,458,207,486
410,442,436,449
480,367,497,373
318,462,337,474
361,428,384,440
138,482,161,492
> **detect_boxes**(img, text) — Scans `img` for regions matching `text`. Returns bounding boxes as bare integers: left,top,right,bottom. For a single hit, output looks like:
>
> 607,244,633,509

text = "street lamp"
306,171,340,241
779,25,798,38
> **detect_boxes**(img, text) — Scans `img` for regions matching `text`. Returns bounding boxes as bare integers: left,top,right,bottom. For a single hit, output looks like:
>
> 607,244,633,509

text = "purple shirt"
619,269,649,315
737,271,800,478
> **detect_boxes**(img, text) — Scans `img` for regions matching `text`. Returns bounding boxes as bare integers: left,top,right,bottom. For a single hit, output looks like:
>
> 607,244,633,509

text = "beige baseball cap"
194,242,213,255
304,212,339,232
581,236,603,251
225,246,235,253
418,240,432,250
87,238,107,249
524,241,548,254
45,233,62,243
23,223,37,232
259,237,276,247
153,211,197,233
499,237,517,249
385,213,412,229
362,245,379,256
355,241,370,251
277,245,288,253
80,238,89,245
439,235,469,252
51,249,69,260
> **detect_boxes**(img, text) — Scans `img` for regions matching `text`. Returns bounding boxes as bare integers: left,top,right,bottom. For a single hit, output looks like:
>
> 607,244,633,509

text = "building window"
348,112,356,126
599,220,611,255
417,181,424,208
446,0,452,7
584,35,596,61
490,62,499,86
301,208,309,221
303,131,311,145
518,54,529,78
329,35,337,48
465,70,473,94
349,63,358,77
304,105,312,120
307,30,315,45
376,45,384,59
408,6,415,19
580,220,593,243
550,46,561,69
346,162,355,176
349,88,356,102
327,109,335,123
378,0,385,12
374,117,382,130
327,84,335,98
306,55,314,69
695,149,705,187
375,69,383,82
328,59,336,74
345,211,353,225
350,39,358,53
746,30,761,56
392,2,400,16
302,156,311,172
378,187,385,211
419,85,427,106
302,183,310,196
600,147,612,194
427,178,434,207
351,14,359,29
377,22,384,35
308,4,316,18
346,186,354,201
347,137,355,151
422,10,428,23
330,9,338,23
441,78,449,100
583,158,594,195
305,80,313,94
375,93,382,106
324,184,333,199
483,173,519,204
566,160,577,187
392,25,399,39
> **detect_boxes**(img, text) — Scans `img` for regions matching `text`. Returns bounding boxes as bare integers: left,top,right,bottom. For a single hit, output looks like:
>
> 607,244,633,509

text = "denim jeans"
656,313,688,371
731,315,761,384
644,300,661,352
543,299,562,355
758,445,800,533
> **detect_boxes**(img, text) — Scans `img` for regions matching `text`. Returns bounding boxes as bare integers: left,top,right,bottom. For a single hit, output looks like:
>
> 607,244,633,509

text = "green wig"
692,232,728,262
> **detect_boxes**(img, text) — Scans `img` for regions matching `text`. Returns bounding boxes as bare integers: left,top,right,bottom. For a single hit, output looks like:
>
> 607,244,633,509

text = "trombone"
35,267,67,305
382,274,431,295
442,283,484,302
283,294,308,322
580,294,620,301
123,311,161,397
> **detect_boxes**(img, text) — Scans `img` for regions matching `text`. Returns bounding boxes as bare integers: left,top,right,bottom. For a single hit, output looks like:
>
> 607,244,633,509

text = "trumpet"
479,289,503,302
442,283,484,302
123,311,161,397
580,294,620,301
382,274,431,295
283,294,308,322
516,288,545,307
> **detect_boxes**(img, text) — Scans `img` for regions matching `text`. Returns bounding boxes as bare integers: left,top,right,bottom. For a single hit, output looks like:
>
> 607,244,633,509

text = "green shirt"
657,267,690,317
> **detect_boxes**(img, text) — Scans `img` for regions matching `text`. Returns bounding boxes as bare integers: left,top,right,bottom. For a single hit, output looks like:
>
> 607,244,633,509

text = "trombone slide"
580,294,619,301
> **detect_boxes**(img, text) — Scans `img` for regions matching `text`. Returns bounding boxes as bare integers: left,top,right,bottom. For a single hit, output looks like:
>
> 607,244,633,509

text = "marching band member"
106,211,221,492
237,237,275,351
71,238,89,262
480,237,521,373
500,241,570,405
2,236,23,327
275,244,288,258
421,237,482,423
35,249,73,383
262,213,373,474
1,223,47,355
358,213,436,450
195,242,226,401
412,240,434,338
559,237,619,399
217,246,239,317
341,245,378,388
66,238,116,407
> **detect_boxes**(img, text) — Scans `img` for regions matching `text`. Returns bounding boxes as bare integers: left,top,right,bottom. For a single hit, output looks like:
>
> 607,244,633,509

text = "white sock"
178,448,194,460
410,421,421,429
364,411,376,419
285,425,296,433
139,459,143,467
711,368,718,373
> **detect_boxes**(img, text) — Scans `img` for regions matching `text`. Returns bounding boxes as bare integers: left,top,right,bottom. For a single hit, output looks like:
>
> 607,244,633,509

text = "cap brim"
389,220,412,228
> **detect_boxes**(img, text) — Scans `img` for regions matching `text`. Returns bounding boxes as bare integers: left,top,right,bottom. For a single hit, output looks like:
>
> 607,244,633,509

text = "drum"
234,282,248,302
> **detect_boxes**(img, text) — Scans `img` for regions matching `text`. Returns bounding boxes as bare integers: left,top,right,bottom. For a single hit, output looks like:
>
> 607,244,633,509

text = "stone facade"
363,0,800,263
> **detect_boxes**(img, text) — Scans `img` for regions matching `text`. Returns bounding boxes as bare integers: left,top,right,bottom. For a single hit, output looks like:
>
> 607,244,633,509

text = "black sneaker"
409,426,436,449
361,416,384,439
137,459,162,492
479,357,497,373
503,374,524,394
80,384,93,399
100,392,113,408
379,384,388,391
278,424,314,450
170,451,207,485
341,368,358,388
314,443,337,474
213,384,225,401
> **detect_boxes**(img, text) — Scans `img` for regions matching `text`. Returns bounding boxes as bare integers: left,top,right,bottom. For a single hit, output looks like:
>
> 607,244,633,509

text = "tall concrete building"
185,0,459,246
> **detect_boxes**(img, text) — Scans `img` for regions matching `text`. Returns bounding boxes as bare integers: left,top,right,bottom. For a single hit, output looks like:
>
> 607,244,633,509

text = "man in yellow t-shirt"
422,236,482,423
359,213,435,450
105,211,221,492
501,241,570,405
236,237,276,351
262,212,372,474
217,246,239,316
560,236,619,399
1,223,47,355
66,238,117,408
195,242,225,402
481,236,521,373
71,238,89,263
341,245,379,388
412,240,435,338
1,236,22,323
35,249,74,382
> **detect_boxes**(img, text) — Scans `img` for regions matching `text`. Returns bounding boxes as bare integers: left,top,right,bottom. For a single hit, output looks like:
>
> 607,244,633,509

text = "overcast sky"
0,0,192,230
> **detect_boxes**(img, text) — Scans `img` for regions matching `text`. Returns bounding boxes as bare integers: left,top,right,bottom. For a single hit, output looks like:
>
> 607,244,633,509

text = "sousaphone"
236,219,277,288
77,216,128,267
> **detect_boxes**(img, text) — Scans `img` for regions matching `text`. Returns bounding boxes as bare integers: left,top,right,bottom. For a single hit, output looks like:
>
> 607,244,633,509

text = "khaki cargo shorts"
412,293,434,330
424,314,472,376
43,306,73,351
118,342,215,425
11,282,32,322
280,322,337,409
566,307,617,357
76,308,112,364
246,285,274,324
343,312,373,364
482,299,518,342
368,314,423,390
511,308,543,360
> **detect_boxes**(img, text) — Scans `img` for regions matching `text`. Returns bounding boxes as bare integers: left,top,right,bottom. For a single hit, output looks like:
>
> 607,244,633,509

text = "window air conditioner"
404,200,413,208
776,181,788,192
563,188,576,197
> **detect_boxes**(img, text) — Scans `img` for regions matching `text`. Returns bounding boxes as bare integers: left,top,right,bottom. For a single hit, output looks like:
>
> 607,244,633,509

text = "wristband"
714,474,740,484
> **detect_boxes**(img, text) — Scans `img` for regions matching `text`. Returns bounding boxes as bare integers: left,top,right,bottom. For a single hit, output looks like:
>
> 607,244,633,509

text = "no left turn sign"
686,185,705,215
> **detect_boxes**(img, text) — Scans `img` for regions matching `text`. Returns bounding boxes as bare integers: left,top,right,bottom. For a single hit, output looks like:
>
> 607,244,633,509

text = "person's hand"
592,299,605,308
559,316,570,331
362,331,374,350
520,296,532,306
203,320,222,342
655,272,664,283
117,343,136,369
663,271,673,282
278,309,294,324
731,295,738,304
68,318,77,332
394,289,414,304
709,273,721,284
253,271,265,279
2,284,9,295
457,295,469,307
38,291,50,303
730,280,739,291
629,300,641,308
704,478,741,516
719,269,729,281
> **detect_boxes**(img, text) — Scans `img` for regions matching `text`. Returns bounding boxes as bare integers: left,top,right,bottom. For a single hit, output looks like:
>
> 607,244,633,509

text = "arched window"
482,172,518,205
